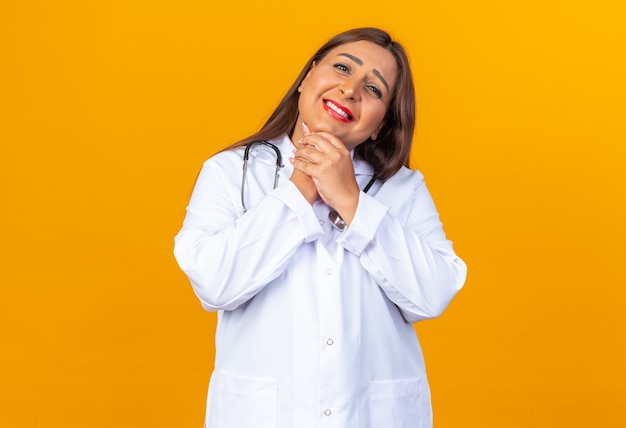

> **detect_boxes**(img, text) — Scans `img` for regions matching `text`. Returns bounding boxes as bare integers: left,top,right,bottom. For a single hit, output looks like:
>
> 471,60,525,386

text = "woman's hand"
290,123,361,226
290,168,319,205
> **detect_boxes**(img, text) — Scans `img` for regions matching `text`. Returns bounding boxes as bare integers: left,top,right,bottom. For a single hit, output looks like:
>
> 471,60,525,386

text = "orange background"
1,1,625,426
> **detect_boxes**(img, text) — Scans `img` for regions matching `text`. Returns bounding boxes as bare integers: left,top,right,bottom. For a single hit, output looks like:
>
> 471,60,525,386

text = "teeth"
325,101,352,120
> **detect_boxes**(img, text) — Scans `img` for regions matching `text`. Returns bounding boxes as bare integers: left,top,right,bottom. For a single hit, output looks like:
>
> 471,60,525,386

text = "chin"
308,120,336,133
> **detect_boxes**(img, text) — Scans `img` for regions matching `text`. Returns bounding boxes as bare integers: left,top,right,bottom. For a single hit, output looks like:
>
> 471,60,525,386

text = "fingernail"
302,122,310,135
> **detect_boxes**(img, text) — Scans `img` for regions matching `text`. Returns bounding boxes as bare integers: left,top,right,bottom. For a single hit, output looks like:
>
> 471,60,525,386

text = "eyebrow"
338,53,391,93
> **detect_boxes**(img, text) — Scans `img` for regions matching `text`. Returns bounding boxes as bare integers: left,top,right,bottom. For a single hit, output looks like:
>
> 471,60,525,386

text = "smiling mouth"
323,99,354,122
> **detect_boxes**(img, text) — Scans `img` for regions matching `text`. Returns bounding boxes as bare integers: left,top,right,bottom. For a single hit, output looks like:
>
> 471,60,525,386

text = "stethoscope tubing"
241,141,282,212
241,141,377,229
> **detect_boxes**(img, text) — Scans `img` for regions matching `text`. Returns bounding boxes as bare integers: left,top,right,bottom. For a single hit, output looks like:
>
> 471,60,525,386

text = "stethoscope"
242,140,376,230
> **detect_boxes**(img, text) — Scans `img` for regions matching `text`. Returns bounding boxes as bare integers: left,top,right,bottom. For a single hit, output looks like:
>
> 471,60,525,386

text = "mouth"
323,99,354,122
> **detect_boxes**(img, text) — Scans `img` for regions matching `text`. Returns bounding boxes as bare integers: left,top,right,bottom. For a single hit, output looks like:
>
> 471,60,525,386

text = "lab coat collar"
352,153,374,176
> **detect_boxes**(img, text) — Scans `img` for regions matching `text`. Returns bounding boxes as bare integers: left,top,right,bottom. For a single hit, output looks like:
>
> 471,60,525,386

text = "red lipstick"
322,99,354,122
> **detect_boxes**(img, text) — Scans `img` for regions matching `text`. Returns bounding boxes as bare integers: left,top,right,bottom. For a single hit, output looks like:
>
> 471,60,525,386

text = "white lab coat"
174,135,467,428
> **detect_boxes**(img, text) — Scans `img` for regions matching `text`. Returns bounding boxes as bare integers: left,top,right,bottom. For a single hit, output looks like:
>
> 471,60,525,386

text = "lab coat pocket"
369,378,422,428
218,371,277,428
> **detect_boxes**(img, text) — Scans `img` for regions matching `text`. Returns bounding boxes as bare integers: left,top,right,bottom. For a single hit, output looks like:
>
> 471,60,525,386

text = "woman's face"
294,40,398,150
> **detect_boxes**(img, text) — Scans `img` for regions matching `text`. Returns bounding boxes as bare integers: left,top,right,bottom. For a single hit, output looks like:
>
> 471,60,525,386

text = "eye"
334,63,350,73
366,85,382,98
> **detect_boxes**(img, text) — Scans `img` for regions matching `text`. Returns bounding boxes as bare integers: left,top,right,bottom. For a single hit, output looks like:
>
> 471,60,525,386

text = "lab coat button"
324,409,332,416
326,338,334,345
319,219,325,225
325,268,332,275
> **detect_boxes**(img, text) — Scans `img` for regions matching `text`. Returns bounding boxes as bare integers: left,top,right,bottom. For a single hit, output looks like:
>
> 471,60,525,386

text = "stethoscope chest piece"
328,209,346,230
326,175,377,231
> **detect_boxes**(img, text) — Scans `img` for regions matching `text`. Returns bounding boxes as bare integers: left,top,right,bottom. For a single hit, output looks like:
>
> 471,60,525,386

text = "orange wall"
1,1,625,426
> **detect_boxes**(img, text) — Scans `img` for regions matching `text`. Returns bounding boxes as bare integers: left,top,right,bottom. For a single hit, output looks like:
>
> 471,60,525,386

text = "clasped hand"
289,123,361,226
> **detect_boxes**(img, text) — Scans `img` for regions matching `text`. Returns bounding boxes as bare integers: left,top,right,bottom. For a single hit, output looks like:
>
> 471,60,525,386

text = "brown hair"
224,27,416,181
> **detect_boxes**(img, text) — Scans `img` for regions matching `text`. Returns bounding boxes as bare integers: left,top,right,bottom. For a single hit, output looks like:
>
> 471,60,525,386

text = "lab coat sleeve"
337,172,467,322
174,157,323,311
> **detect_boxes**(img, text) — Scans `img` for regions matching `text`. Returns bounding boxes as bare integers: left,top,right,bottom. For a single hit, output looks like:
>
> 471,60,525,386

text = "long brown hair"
224,27,416,181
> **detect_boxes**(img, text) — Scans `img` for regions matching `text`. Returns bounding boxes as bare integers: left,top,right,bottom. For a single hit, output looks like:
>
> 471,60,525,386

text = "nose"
339,77,359,100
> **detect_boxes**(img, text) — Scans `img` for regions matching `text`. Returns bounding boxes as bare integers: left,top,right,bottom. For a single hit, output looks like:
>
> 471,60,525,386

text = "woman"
174,27,467,428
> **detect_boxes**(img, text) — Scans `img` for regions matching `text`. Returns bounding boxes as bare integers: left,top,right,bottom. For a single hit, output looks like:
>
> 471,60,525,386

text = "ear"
298,61,317,92
371,121,384,141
